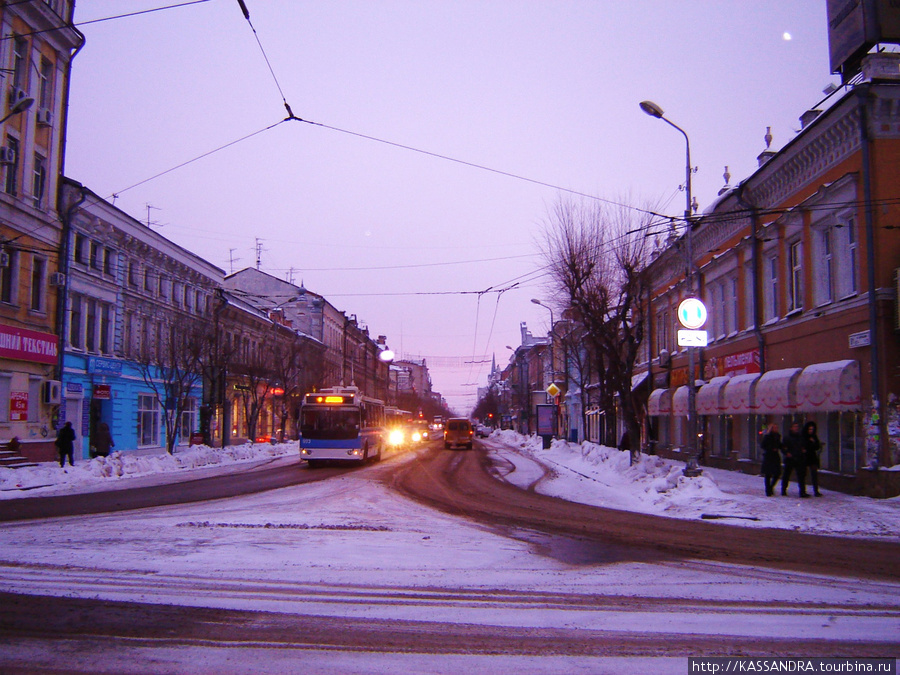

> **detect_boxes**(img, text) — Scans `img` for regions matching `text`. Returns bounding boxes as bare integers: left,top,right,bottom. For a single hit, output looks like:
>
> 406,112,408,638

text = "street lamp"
0,96,34,125
530,298,555,382
640,100,702,477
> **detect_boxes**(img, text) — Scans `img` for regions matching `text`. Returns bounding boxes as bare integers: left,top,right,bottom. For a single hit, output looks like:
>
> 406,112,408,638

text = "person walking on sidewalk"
781,421,807,497
760,423,783,497
55,421,76,468
802,421,823,497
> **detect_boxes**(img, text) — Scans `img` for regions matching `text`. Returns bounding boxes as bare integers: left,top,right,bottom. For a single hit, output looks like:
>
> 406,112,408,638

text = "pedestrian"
759,423,783,496
55,421,76,468
92,422,114,458
781,421,808,497
802,421,823,497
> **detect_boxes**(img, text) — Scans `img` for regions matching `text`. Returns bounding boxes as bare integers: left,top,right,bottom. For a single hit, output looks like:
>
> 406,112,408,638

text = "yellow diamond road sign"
546,383,560,397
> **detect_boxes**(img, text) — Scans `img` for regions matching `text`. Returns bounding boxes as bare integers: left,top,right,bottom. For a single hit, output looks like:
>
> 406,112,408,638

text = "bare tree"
134,314,206,454
541,197,654,449
269,332,325,441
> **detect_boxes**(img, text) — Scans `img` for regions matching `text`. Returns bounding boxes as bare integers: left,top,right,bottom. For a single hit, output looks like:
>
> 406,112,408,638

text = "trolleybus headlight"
389,429,405,446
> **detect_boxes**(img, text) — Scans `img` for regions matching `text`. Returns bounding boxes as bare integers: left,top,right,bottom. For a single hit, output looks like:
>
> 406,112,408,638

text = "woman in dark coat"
802,421,822,497
92,422,115,457
760,423,783,496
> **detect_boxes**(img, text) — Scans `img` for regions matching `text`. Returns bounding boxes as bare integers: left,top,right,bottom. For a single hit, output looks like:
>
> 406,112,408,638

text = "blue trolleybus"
299,386,386,467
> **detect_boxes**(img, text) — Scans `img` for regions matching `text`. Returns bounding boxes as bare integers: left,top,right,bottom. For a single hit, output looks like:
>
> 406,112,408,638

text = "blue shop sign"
88,357,123,376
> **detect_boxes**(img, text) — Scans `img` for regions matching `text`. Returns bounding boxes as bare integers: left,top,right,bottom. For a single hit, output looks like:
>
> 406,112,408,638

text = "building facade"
641,72,900,493
0,1,82,460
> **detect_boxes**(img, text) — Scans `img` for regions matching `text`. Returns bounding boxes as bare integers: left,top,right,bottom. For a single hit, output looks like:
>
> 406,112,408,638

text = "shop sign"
66,382,83,395
848,330,870,348
723,348,760,376
0,323,58,365
88,357,123,376
93,384,112,400
9,391,28,421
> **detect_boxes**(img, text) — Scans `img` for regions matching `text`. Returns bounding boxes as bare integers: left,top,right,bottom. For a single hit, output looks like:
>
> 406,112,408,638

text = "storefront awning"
796,360,861,412
721,373,760,415
755,368,801,415
697,376,731,415
672,386,689,416
647,388,671,416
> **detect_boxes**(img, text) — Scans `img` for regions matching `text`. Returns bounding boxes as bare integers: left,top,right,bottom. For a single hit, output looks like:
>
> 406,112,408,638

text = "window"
815,228,835,305
158,274,166,298
100,303,112,354
69,294,82,349
12,37,27,90
0,248,16,304
73,233,86,265
144,268,153,292
180,397,198,442
30,256,45,312
729,277,739,334
32,153,46,209
184,286,192,311
128,260,138,287
89,241,101,270
137,394,160,447
788,240,802,312
38,58,54,110
4,136,20,196
85,298,97,352
103,247,114,276
764,254,778,321
846,217,859,296
172,281,181,307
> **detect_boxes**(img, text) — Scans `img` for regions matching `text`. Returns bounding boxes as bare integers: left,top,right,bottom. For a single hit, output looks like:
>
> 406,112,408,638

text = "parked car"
475,424,490,438
444,418,474,450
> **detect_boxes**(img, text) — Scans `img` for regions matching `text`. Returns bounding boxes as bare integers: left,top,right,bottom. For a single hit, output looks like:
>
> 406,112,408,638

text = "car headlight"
389,429,405,445
411,431,422,442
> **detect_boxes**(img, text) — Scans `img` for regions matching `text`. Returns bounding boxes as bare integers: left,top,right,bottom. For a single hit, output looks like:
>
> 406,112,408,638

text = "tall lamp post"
531,298,558,441
640,100,702,476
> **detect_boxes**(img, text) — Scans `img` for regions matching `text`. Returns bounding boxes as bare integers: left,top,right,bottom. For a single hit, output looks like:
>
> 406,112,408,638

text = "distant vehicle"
444,418,474,450
407,419,431,443
475,424,490,438
299,386,385,467
430,416,444,432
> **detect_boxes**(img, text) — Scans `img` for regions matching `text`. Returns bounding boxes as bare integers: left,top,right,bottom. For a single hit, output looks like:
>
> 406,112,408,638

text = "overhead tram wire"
0,0,214,41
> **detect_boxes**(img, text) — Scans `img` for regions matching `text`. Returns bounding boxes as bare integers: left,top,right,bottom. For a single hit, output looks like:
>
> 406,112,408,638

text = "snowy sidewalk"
484,430,900,541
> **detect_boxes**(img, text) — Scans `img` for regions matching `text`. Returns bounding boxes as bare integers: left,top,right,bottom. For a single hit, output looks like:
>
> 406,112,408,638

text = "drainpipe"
735,182,766,375
857,84,887,468
55,180,87,384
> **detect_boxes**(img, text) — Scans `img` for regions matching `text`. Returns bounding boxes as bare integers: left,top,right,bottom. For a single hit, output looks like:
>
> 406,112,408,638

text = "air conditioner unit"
35,108,52,126
43,380,61,405
0,146,15,165
7,86,27,106
49,272,66,286
0,249,8,268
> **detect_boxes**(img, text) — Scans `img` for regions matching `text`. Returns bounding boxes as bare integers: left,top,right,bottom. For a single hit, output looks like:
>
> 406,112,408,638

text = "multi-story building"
58,180,223,460
0,1,82,459
641,65,900,494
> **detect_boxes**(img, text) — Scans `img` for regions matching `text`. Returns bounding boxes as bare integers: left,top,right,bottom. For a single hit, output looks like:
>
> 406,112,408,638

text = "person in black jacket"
55,421,76,468
802,421,822,497
781,421,807,497
760,423,783,496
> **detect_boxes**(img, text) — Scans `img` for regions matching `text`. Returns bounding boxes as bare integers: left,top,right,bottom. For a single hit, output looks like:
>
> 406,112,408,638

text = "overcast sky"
64,1,833,413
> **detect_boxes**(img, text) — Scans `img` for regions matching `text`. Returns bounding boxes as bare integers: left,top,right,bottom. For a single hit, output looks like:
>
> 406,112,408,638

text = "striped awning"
696,376,731,415
796,360,861,412
721,373,760,415
647,388,671,416
755,368,802,415
672,386,690,416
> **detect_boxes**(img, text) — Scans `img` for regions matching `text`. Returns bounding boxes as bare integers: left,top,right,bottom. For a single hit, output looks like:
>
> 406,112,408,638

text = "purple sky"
65,1,832,413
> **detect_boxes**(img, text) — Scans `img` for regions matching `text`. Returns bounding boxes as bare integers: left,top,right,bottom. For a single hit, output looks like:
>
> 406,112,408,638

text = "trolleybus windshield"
300,408,359,441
